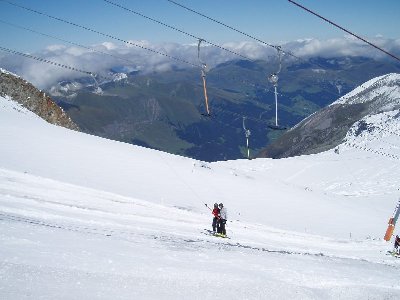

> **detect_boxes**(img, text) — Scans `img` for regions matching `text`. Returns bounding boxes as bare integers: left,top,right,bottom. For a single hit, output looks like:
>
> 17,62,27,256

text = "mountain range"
49,56,400,161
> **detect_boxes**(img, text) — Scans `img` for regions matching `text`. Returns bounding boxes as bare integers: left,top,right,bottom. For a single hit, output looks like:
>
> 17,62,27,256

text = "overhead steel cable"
211,106,277,127
165,0,366,100
0,44,292,127
0,0,200,68
166,0,278,51
0,46,290,124
0,19,139,66
288,0,400,63
0,45,286,129
102,0,253,62
0,45,98,77
166,0,305,62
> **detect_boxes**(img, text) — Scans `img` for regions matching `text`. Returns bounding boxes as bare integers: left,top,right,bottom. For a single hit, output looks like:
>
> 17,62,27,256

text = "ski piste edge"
203,229,230,239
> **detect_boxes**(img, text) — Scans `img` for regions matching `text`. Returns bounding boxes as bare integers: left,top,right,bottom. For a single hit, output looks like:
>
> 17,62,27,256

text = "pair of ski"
386,250,400,258
203,229,230,239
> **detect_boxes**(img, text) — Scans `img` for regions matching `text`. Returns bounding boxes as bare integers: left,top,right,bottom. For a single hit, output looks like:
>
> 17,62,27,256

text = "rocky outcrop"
0,69,79,130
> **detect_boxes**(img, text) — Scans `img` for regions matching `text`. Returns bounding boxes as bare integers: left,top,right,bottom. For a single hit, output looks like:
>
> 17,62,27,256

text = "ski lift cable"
1,19,288,105
0,0,200,68
0,46,290,128
102,0,253,62
1,43,284,128
0,46,289,128
2,1,336,127
1,1,342,102
153,150,208,210
0,34,279,131
165,0,341,102
0,19,141,66
166,0,305,62
210,114,246,133
288,0,400,63
211,106,276,127
213,107,272,126
166,0,279,51
0,45,105,79
150,140,229,213
165,0,358,98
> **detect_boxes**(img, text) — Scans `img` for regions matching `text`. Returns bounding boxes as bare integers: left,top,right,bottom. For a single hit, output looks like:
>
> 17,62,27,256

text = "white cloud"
45,44,67,52
99,42,118,50
285,36,400,59
1,37,399,88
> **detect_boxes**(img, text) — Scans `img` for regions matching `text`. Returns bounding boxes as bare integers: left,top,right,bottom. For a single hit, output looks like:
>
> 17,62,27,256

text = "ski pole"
204,203,212,211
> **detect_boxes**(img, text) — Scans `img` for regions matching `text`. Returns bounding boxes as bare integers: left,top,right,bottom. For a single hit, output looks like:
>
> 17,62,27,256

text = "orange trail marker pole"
384,199,400,241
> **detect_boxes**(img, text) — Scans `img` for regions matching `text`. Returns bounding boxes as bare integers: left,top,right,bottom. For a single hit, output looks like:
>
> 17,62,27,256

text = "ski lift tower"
268,46,283,129
242,117,251,159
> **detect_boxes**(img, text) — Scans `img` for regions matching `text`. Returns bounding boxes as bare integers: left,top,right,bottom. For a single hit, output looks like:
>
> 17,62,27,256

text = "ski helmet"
219,203,223,208
214,203,218,208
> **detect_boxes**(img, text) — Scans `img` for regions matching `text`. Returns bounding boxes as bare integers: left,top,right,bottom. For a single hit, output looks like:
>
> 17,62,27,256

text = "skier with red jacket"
211,203,220,233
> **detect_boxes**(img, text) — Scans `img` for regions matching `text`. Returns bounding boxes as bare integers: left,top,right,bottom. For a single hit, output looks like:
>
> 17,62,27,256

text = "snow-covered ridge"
346,110,400,141
332,73,400,108
0,67,20,78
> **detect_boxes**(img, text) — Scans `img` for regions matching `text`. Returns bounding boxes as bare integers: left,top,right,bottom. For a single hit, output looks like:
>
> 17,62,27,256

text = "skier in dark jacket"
394,235,400,254
211,203,220,232
217,203,227,236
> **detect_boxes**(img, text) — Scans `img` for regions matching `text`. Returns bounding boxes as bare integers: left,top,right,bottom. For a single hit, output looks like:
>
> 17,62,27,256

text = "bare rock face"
258,102,368,158
0,69,79,131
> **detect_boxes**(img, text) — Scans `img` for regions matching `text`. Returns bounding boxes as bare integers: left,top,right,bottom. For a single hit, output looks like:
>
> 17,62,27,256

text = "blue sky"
1,0,399,88
0,0,399,53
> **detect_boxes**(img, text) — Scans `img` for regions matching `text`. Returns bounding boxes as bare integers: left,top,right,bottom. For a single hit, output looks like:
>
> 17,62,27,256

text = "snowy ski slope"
1,94,400,299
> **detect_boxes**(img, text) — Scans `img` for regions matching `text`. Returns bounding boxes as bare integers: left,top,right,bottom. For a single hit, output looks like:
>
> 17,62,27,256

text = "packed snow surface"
1,95,400,299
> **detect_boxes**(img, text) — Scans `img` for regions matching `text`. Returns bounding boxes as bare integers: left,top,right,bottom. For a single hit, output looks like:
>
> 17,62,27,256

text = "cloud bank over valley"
1,36,399,88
